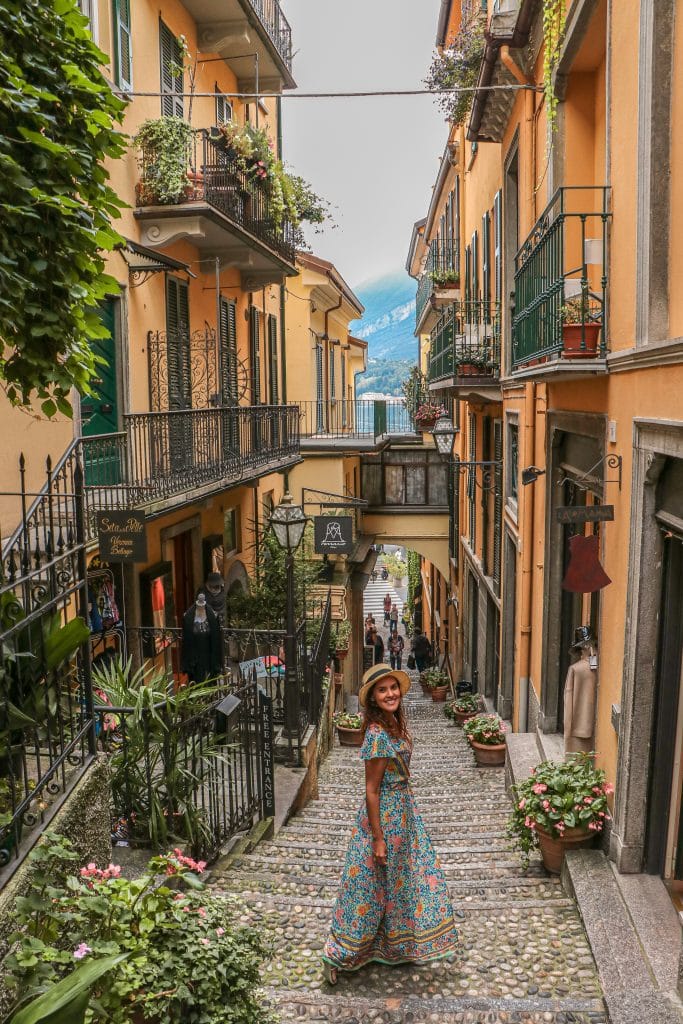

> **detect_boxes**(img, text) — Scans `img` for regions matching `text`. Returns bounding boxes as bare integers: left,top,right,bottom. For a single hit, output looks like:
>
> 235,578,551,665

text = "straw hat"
358,663,411,708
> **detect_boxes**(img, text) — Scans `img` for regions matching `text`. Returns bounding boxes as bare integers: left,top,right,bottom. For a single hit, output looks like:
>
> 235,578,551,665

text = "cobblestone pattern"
211,674,607,1024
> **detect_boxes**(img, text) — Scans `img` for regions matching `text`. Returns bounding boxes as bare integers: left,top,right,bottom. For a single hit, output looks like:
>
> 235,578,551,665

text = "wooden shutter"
215,88,232,125
471,231,479,301
165,277,190,410
464,244,471,303
219,298,238,404
493,190,502,303
160,21,183,118
249,307,261,404
268,314,279,405
482,211,491,315
468,413,476,548
315,343,324,431
493,419,503,594
341,355,347,426
481,415,490,574
454,176,461,274
113,0,133,91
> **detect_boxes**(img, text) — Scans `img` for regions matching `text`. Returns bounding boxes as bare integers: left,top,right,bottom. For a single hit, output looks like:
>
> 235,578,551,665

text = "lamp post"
432,414,458,558
268,492,308,745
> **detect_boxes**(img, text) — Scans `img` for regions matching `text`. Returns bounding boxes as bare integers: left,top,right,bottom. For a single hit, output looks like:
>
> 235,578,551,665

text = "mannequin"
563,625,598,757
181,593,223,684
196,571,227,626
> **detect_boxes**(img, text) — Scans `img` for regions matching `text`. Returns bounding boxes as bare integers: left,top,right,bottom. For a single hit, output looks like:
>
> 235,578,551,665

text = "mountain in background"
351,271,417,362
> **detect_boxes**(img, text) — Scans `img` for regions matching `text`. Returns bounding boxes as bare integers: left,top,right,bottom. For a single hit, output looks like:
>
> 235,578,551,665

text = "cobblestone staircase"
211,676,608,1023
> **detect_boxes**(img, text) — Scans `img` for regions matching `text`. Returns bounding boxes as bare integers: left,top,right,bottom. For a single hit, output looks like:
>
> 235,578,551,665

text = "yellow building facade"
410,0,683,888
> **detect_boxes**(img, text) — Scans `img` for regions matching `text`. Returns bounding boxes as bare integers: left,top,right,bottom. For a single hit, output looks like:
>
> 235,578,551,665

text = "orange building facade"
409,0,683,887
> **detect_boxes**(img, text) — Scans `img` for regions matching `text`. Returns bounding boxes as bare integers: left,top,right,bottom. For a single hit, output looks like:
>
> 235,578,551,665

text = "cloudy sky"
282,0,447,289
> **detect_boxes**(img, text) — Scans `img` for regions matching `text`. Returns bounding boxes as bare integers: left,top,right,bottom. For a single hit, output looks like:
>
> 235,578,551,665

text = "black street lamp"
268,492,308,746
432,414,457,459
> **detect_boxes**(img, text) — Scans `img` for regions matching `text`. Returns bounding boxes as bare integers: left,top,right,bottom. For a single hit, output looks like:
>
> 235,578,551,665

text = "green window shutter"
329,345,336,399
166,277,191,409
160,21,183,118
268,314,279,405
493,190,502,303
493,419,503,594
219,298,238,404
472,230,479,301
249,307,261,404
113,0,133,91
482,211,491,311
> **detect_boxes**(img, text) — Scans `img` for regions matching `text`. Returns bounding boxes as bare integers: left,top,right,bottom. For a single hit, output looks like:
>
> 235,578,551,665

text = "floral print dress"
322,723,457,971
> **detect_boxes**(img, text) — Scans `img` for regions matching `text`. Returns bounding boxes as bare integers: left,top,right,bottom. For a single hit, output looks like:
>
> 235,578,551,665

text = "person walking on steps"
321,664,458,983
388,631,404,670
370,627,384,665
411,630,432,673
389,602,399,634
383,592,392,625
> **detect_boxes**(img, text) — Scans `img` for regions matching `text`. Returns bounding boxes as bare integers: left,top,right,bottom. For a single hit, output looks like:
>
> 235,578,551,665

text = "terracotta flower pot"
562,323,600,358
454,709,477,726
468,738,506,766
335,648,348,661
535,825,595,874
430,685,449,703
336,726,363,747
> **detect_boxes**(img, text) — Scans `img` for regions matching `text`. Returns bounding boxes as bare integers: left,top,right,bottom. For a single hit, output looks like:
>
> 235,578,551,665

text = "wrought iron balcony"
512,187,611,371
415,242,460,333
248,0,293,72
135,130,296,272
428,300,501,386
295,399,416,445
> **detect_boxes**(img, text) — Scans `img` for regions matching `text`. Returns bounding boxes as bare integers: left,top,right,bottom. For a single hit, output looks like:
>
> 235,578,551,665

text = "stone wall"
0,755,111,1019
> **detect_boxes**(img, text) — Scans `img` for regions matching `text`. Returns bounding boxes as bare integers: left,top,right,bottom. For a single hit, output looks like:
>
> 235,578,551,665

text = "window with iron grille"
219,297,238,405
493,419,503,593
341,355,347,426
471,230,479,301
454,177,461,274
468,413,476,548
482,211,491,320
215,88,233,125
493,190,502,303
113,0,133,91
160,20,183,118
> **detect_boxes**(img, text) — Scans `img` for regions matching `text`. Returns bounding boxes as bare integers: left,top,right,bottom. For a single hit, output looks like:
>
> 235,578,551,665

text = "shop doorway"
173,531,196,624
645,534,683,879
466,569,479,690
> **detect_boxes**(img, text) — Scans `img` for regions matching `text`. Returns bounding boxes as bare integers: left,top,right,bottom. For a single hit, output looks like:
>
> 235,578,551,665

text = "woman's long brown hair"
362,682,410,741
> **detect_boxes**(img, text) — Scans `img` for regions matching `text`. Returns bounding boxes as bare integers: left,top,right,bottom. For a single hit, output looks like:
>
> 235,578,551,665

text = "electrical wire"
115,84,542,101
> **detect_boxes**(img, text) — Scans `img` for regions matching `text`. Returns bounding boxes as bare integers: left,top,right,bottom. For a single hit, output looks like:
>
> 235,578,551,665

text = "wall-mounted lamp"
522,466,546,486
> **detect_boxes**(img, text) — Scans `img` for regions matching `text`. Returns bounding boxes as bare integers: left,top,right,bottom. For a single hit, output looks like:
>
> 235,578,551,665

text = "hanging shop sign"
555,505,614,525
97,511,148,563
314,515,354,555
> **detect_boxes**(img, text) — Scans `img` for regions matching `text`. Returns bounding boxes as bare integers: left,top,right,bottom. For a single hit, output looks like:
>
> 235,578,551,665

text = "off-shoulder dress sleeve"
360,724,394,760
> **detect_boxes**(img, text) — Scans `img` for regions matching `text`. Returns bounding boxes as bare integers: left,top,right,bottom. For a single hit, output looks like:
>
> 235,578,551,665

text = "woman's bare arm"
365,757,388,867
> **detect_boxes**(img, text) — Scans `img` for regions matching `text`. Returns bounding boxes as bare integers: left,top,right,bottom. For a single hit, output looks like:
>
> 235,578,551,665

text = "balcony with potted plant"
415,241,460,333
511,186,611,379
428,299,501,397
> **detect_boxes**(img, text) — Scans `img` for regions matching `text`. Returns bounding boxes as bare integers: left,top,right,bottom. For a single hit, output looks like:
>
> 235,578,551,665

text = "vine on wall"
542,0,565,141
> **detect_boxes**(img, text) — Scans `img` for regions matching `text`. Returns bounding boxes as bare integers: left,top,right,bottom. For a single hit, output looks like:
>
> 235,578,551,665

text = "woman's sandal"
322,961,338,986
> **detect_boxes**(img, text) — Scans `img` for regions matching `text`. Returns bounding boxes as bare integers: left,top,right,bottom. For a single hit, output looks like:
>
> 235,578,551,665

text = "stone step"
263,835,511,855
229,851,547,879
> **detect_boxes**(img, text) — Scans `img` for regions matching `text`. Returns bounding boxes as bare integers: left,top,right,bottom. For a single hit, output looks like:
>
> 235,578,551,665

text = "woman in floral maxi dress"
322,663,457,983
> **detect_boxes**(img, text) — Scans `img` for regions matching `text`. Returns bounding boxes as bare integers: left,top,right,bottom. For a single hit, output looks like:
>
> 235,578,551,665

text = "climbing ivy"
542,0,564,141
0,0,126,415
406,549,422,630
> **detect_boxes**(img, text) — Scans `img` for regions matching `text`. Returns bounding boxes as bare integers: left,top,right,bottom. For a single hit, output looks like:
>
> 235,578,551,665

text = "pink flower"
73,943,92,960
532,783,548,795
556,822,565,833
542,800,550,810
598,811,606,818
584,797,593,804
524,816,536,829
197,907,207,918
200,937,210,946
592,786,602,794
216,927,225,936
603,783,614,795
518,799,526,810
588,821,602,831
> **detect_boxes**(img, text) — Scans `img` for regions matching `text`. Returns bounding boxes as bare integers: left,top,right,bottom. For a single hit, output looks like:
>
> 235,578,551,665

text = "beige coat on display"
563,655,597,755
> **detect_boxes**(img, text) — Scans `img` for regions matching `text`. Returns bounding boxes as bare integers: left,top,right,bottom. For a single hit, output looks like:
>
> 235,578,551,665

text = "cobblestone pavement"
211,675,608,1024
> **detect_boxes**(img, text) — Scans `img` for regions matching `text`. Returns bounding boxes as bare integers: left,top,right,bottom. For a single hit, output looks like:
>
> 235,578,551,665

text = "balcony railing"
137,130,296,266
416,242,459,328
248,0,293,71
512,186,611,369
428,300,501,384
295,399,416,440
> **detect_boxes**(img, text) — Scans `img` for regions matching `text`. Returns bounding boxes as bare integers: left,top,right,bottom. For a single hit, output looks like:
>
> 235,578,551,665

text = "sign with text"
314,515,354,555
97,511,148,563
555,505,614,525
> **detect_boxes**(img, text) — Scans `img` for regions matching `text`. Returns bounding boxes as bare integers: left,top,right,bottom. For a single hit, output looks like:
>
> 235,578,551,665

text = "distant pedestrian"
371,628,384,665
383,593,392,625
389,603,399,634
365,614,375,635
388,632,404,671
412,631,432,673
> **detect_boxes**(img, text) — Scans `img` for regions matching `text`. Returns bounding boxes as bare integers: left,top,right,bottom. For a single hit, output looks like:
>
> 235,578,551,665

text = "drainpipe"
323,277,343,411
518,380,536,732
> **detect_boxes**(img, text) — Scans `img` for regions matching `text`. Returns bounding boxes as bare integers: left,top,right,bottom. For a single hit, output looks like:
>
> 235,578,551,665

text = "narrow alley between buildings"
211,668,607,1024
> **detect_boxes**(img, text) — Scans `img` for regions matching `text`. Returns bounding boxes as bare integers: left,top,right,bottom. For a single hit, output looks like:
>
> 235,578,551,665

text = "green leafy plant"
421,667,449,690
4,834,274,1024
558,293,598,325
331,619,351,651
452,693,480,714
430,268,460,287
542,0,564,142
0,0,127,413
401,367,429,419
425,15,487,127
382,553,405,581
334,712,362,730
134,117,193,205
507,754,613,866
463,712,506,746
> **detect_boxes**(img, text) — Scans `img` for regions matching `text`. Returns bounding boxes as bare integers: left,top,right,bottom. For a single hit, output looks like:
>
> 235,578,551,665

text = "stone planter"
336,726,363,747
561,323,600,358
430,685,449,703
468,739,506,767
535,825,594,874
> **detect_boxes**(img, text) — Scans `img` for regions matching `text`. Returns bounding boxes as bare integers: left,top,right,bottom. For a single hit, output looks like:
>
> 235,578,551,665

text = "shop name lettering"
109,536,136,556
99,517,145,534
556,505,614,524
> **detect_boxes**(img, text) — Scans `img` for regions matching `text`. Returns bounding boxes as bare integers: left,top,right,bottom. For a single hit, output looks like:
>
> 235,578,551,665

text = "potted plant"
430,268,461,291
449,693,481,725
559,295,601,358
414,401,447,431
463,713,507,766
507,753,613,873
331,620,351,660
422,667,450,702
334,711,364,747
134,117,194,207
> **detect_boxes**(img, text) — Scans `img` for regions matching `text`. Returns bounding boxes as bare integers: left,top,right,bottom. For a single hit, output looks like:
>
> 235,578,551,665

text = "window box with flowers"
507,754,613,873
414,402,447,431
463,713,507,766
